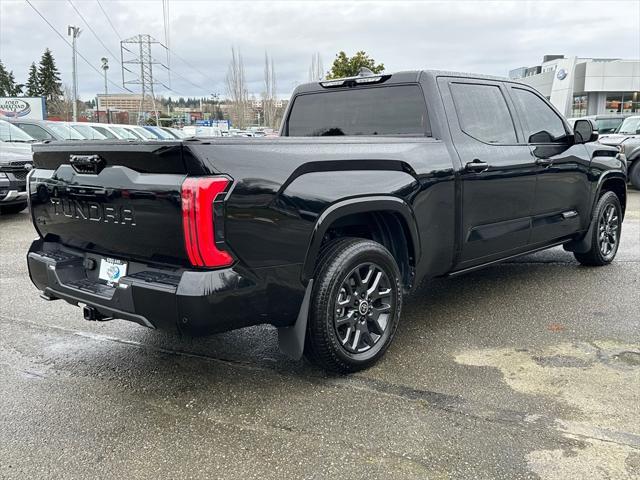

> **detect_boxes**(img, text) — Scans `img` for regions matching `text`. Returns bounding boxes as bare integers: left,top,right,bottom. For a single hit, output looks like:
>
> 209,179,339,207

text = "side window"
511,88,568,144
450,82,517,144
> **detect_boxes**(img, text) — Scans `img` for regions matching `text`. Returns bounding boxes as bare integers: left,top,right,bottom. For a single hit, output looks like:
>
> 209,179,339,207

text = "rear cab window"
285,84,429,137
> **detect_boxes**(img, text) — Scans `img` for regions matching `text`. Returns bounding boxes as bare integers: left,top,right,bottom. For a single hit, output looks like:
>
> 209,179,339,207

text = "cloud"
1,0,638,100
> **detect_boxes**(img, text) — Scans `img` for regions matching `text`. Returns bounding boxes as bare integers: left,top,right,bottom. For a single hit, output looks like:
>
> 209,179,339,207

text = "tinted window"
511,88,568,143
287,85,428,137
15,124,53,140
450,83,517,144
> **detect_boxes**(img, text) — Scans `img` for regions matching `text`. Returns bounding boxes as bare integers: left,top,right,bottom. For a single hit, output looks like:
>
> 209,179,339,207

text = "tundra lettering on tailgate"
50,197,136,226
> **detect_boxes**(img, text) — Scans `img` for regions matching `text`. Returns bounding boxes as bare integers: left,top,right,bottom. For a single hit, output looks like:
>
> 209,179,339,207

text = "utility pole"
101,57,109,123
68,25,81,122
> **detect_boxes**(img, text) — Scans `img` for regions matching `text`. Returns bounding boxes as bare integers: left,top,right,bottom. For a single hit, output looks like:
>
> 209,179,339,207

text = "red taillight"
181,177,233,268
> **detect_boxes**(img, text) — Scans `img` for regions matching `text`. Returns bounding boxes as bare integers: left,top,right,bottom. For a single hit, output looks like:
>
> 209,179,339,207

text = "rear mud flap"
277,280,313,360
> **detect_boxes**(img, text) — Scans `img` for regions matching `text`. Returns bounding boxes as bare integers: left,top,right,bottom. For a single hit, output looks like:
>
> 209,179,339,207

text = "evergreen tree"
38,49,63,103
325,51,384,80
6,71,23,96
0,60,9,96
0,60,22,96
26,62,41,96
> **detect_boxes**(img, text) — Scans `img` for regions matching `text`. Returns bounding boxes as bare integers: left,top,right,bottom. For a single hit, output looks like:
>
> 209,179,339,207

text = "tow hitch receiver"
82,305,112,322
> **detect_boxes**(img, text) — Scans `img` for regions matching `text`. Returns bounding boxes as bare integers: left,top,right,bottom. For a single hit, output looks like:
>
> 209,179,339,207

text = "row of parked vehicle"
4,119,190,142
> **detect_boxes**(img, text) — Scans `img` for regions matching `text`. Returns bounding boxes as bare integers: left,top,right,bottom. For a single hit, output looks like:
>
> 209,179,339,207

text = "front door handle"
465,159,490,173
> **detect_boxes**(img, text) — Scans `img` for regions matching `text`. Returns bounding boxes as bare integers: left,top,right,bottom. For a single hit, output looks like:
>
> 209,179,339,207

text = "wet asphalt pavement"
1,191,638,480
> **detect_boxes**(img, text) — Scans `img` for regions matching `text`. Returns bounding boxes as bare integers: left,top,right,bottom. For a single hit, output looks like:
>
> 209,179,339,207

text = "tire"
574,191,622,266
629,161,640,190
305,237,403,373
0,202,27,215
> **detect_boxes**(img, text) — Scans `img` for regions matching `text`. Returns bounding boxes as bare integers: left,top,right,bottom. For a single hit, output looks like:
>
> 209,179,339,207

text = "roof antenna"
358,67,374,77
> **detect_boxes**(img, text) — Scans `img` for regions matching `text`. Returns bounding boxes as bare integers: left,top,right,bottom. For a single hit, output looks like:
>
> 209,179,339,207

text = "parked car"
67,123,108,140
9,119,84,141
127,125,158,141
142,125,175,140
0,119,33,214
106,125,141,140
25,69,626,372
162,127,189,139
566,114,630,135
598,115,640,189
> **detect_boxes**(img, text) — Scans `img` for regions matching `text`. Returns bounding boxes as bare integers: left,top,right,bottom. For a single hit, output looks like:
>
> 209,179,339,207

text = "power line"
67,0,121,65
162,0,171,87
94,0,219,90
151,56,209,93
96,0,121,40
161,43,220,87
25,0,130,93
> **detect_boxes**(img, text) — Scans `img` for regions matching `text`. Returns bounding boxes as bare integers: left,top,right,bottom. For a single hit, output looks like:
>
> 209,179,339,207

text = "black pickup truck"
26,70,626,372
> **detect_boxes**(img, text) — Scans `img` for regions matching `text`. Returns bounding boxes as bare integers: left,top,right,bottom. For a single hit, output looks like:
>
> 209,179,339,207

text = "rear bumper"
27,239,270,334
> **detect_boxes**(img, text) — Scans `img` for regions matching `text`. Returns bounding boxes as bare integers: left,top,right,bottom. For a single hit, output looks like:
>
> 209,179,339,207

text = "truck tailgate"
30,141,190,266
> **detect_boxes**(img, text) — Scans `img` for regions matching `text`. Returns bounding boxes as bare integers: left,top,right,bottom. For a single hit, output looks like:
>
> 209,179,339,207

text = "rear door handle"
465,159,490,172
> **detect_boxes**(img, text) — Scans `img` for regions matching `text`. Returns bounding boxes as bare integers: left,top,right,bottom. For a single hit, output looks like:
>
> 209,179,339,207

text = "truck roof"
293,69,512,95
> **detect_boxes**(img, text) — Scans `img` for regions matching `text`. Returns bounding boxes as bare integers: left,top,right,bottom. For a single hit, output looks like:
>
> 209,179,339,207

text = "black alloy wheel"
597,203,620,260
334,263,394,354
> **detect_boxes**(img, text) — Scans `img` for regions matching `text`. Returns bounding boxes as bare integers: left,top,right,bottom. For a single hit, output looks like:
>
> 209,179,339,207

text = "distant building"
97,94,156,112
509,55,640,117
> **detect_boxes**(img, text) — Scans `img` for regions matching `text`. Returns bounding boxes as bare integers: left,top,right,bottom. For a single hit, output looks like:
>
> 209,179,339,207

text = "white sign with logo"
0,97,46,120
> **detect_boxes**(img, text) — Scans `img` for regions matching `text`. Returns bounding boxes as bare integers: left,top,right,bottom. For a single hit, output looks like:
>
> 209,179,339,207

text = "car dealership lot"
1,192,638,479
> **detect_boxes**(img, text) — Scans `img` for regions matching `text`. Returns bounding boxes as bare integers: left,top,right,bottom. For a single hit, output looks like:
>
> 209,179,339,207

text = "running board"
447,240,570,277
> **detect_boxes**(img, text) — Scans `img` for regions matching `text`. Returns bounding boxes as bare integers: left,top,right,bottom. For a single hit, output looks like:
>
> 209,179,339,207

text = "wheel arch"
596,172,627,220
301,196,420,289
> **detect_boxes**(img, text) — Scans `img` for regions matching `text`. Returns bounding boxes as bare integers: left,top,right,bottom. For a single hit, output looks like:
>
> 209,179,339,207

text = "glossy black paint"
26,70,625,337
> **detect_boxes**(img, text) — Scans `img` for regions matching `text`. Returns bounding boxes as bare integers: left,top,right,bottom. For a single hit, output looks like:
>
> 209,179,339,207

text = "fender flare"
301,195,421,282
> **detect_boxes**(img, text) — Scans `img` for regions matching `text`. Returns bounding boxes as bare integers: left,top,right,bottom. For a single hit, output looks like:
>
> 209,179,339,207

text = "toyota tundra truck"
26,70,626,372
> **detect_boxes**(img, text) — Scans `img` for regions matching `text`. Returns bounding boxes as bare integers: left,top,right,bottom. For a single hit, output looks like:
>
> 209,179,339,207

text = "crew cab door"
506,85,592,243
439,78,537,267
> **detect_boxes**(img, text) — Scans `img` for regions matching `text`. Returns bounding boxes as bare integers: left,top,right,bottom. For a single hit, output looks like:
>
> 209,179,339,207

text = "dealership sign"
0,97,46,120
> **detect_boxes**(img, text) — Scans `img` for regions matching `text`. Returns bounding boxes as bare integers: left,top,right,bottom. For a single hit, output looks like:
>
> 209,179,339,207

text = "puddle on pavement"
455,341,640,480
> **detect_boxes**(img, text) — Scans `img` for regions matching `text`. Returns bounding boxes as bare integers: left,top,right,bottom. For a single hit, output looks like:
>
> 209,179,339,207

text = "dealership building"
509,55,640,118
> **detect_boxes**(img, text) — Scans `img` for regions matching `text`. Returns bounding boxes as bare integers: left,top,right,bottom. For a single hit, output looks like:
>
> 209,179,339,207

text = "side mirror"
573,119,598,144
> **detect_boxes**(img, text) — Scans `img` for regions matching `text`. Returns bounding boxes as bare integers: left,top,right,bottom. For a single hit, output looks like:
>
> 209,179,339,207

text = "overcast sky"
1,0,639,100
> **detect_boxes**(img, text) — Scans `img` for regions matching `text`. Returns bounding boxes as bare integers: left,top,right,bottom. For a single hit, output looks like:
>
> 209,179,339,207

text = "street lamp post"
67,26,81,122
101,57,109,123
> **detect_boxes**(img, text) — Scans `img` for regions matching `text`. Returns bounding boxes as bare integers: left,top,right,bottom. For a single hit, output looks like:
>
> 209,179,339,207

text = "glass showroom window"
571,95,588,116
606,92,640,113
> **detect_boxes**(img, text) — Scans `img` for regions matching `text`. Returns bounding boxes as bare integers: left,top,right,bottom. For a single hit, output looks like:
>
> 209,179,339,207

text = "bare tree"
48,84,74,120
262,52,278,129
225,47,248,128
308,52,323,82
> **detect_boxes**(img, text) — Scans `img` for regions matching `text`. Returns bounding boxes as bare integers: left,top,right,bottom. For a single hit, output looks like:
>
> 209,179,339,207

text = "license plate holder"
98,257,128,285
